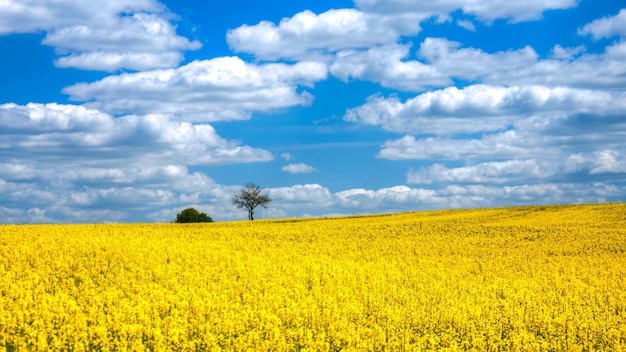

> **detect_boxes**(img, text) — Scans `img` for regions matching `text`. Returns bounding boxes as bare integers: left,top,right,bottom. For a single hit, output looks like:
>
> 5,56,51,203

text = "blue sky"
1,0,625,223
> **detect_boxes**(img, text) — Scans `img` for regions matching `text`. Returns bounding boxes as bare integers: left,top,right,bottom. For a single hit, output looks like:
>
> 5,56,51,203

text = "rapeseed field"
1,203,625,351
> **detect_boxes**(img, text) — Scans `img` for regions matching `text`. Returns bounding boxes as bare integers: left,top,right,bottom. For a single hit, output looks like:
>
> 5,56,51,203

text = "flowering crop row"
1,203,625,351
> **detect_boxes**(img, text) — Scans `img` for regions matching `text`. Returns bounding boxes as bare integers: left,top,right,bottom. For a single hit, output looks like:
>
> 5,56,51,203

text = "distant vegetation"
174,207,213,223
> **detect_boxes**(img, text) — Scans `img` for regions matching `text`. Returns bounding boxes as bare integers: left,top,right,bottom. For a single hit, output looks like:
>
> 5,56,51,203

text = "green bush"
174,208,213,223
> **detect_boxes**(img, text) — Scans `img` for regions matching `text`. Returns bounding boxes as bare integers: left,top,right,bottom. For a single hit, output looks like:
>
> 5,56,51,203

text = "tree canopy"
174,208,213,223
232,183,271,220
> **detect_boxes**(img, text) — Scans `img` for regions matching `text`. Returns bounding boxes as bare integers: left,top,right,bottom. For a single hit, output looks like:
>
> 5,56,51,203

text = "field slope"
1,203,625,351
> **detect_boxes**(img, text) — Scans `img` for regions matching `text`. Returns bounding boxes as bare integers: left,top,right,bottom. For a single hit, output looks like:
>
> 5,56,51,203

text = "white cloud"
443,182,619,205
269,184,333,206
227,8,424,60
606,41,626,59
0,206,22,223
456,19,476,32
0,163,37,181
1,169,622,223
0,103,272,166
407,160,555,184
579,9,626,40
271,182,619,217
380,131,626,189
417,38,539,81
364,84,626,189
330,44,449,91
0,0,163,34
377,132,537,160
335,186,442,209
328,36,626,91
0,102,278,223
268,182,623,218
417,37,626,89
42,13,196,53
345,85,626,135
63,57,328,121
43,13,201,71
354,0,577,23
53,51,184,73
281,163,318,174
68,187,177,208
378,127,626,164
590,150,626,174
225,6,626,93
0,0,199,71
2,2,625,224
530,50,626,89
551,45,585,60
2,205,128,224
566,150,626,175
227,0,578,62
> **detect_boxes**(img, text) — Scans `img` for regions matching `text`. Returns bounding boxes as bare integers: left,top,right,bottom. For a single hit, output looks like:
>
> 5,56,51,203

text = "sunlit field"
1,204,625,351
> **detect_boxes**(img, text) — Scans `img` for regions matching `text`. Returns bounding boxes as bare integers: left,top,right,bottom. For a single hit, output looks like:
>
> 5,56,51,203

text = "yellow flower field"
1,203,625,351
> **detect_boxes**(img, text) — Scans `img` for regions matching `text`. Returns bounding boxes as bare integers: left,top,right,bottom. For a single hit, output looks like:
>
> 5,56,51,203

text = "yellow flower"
0,203,624,350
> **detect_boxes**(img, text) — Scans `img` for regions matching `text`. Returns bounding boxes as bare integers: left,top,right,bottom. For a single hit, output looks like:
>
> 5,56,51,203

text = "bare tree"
232,183,271,220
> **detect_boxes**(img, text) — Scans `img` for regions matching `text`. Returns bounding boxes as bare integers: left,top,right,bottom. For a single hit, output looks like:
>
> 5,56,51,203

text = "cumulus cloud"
346,81,626,190
354,0,577,23
269,184,334,206
266,181,623,219
2,2,625,224
0,103,272,165
444,182,620,205
566,150,626,175
330,43,449,91
1,173,623,223
227,8,424,60
327,36,626,91
265,184,463,215
376,132,538,160
335,186,441,209
456,19,476,32
227,0,578,62
578,9,626,40
43,13,200,71
417,38,539,81
377,123,626,164
226,5,626,93
407,160,556,184
418,37,626,89
380,131,626,188
345,85,626,135
0,102,278,223
281,163,318,174
63,57,328,121
0,0,200,71
0,0,163,33
551,45,586,60
0,176,234,224
335,182,618,212
328,38,532,91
